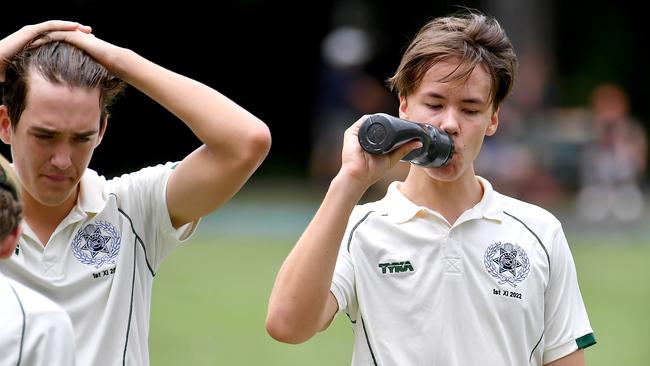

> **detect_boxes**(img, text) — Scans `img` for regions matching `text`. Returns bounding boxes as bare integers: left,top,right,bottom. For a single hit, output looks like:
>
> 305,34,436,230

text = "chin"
35,189,76,207
36,197,68,207
425,171,459,182
420,162,460,180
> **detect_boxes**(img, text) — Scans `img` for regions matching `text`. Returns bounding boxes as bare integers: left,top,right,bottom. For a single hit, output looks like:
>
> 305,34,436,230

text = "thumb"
390,140,422,166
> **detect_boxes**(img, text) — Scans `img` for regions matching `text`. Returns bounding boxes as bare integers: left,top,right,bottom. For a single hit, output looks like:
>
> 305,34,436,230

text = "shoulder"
496,191,562,234
80,165,175,210
350,200,384,224
6,279,75,359
101,162,181,203
6,279,74,343
107,162,179,187
6,279,70,320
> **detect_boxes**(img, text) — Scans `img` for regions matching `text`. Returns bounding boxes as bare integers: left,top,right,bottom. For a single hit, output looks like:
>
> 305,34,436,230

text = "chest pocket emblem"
72,221,121,268
484,242,529,287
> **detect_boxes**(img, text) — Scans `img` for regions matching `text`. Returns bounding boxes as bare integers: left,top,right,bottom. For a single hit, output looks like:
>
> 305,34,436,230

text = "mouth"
43,174,72,183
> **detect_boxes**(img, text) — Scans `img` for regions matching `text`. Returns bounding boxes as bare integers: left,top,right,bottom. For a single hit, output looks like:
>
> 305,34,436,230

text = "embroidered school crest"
72,221,121,268
484,242,530,288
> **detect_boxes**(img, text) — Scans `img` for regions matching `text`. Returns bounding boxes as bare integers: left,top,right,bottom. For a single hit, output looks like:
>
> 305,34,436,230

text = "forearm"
267,173,368,343
104,46,270,225
112,48,268,158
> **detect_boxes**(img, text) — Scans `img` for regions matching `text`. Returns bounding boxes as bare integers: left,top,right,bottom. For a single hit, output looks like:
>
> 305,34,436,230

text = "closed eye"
425,104,443,111
74,136,92,143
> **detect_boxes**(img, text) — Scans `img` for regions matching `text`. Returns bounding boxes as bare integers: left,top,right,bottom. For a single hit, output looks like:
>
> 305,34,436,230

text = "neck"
400,169,483,225
22,186,78,246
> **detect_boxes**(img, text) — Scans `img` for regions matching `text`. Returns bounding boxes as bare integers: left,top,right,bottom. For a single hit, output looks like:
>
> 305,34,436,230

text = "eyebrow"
28,126,99,138
424,92,486,105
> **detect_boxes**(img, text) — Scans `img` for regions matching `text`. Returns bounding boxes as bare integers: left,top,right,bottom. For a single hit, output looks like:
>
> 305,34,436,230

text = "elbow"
265,310,313,344
243,120,272,167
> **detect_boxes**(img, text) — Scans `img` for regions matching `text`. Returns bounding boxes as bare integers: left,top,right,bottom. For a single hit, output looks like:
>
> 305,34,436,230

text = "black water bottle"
358,113,454,168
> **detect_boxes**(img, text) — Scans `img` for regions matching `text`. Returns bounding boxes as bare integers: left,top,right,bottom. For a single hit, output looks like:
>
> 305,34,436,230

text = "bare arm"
266,117,419,343
545,349,585,366
45,29,271,227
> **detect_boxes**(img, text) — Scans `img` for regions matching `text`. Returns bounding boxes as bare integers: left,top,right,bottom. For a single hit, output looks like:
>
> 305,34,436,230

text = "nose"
50,142,73,170
438,110,460,136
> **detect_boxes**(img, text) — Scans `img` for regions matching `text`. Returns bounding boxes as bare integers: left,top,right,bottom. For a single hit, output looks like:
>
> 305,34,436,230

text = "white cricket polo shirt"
1,162,198,366
331,177,595,366
0,272,76,366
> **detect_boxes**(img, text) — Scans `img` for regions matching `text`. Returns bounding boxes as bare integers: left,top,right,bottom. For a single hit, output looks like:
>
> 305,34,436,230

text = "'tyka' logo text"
378,261,414,274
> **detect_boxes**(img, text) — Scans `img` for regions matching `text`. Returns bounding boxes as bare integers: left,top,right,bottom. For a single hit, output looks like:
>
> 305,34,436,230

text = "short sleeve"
109,162,200,270
543,226,596,363
158,165,201,242
330,207,371,319
331,237,356,315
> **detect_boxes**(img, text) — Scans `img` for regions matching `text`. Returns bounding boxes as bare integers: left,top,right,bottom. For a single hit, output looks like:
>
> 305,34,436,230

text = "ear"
0,226,21,259
485,106,499,136
398,95,409,119
0,106,13,145
96,115,109,147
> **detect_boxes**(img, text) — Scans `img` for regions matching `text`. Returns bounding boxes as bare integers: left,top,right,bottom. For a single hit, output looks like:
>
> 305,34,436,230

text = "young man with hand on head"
0,20,271,365
0,154,76,366
267,10,595,366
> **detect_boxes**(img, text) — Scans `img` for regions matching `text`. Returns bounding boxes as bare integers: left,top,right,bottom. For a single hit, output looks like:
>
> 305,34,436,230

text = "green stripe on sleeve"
576,333,596,349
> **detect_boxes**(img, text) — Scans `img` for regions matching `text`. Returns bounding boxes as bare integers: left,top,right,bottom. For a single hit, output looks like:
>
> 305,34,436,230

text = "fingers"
1,20,93,56
347,114,421,168
31,20,91,34
345,114,371,137
0,20,93,82
389,140,421,167
24,21,92,46
37,29,86,42
28,29,90,49
29,20,93,44
75,23,92,34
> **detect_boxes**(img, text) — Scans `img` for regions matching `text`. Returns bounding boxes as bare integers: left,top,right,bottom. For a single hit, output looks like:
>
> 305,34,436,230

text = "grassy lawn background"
151,239,353,365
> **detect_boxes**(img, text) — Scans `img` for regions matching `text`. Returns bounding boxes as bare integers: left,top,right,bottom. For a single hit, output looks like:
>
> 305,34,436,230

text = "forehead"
416,60,492,101
21,70,102,129
25,69,102,104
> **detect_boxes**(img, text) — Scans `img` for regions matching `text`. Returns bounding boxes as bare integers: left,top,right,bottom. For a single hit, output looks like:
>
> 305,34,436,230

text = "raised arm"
266,117,419,343
44,28,271,227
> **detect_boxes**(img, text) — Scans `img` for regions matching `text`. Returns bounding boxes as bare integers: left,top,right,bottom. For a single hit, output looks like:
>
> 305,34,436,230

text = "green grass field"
573,242,650,366
150,236,650,365
150,238,353,365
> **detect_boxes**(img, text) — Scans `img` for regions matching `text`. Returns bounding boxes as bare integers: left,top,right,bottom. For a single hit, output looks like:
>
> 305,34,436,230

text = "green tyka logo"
378,261,414,274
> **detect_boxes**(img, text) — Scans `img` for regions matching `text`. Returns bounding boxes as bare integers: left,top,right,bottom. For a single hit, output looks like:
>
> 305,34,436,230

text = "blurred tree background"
1,0,647,187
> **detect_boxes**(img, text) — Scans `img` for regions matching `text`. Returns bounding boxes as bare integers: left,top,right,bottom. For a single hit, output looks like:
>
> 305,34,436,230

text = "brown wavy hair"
2,38,126,130
0,155,21,240
387,10,518,109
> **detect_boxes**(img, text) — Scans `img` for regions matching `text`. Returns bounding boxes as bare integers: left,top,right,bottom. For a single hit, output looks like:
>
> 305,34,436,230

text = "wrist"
330,171,370,200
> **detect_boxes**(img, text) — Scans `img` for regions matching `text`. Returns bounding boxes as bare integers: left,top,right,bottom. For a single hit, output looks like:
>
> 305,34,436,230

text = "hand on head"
0,20,92,82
